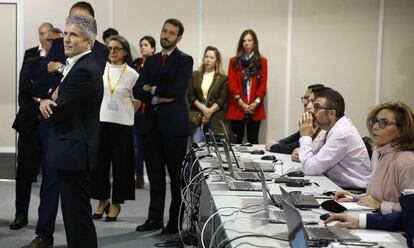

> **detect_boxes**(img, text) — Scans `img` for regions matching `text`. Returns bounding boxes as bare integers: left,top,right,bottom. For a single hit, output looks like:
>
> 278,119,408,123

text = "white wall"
2,0,413,149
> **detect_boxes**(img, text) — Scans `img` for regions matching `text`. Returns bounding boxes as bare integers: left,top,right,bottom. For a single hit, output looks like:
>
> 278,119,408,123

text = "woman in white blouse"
90,35,138,222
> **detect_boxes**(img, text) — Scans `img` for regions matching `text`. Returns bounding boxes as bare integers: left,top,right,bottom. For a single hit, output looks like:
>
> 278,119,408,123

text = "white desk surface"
196,147,407,248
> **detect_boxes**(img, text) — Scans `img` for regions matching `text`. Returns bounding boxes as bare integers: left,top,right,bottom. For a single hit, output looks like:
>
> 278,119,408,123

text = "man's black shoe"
161,222,179,234
22,237,53,248
9,215,28,230
136,219,163,232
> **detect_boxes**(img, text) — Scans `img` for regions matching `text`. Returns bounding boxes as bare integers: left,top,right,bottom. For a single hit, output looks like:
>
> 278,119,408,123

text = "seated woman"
335,101,414,213
187,46,228,143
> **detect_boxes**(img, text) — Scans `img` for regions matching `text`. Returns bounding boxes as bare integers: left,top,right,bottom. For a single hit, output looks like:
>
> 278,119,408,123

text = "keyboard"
272,210,286,220
234,146,250,153
307,227,338,239
235,172,258,180
232,181,253,189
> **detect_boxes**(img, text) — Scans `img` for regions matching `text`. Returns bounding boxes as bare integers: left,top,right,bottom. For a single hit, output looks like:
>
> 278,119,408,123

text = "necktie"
161,54,168,67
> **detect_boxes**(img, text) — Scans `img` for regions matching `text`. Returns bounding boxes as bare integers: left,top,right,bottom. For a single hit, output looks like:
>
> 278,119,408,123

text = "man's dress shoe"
9,215,28,230
136,219,163,231
22,237,52,248
161,222,179,234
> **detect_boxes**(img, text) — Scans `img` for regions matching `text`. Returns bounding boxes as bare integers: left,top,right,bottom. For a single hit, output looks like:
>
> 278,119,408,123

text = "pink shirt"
366,143,414,213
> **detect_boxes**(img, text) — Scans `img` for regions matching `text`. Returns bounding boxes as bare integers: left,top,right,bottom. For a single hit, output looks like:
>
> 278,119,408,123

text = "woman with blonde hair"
187,46,228,143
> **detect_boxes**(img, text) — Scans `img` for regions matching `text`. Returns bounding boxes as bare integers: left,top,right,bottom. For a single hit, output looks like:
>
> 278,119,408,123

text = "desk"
192,146,406,248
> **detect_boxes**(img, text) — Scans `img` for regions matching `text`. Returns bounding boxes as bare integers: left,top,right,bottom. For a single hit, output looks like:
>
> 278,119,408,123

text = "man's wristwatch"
57,65,65,75
255,98,261,104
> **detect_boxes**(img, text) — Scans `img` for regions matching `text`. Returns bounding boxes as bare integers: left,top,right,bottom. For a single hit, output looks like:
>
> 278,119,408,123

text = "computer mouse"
319,213,332,221
323,190,336,197
261,155,277,161
241,142,253,147
286,170,305,177
251,149,265,155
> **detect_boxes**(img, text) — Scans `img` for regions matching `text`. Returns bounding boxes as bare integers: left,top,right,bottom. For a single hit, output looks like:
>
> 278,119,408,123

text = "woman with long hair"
226,29,267,144
187,46,228,143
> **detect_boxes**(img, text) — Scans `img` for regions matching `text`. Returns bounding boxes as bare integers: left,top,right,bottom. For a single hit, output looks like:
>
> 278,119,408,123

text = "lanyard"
107,64,127,98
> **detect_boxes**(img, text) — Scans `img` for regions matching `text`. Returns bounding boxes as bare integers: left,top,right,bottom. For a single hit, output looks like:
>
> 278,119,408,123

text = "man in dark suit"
134,18,193,234
37,14,102,248
10,27,61,231
22,2,107,248
22,22,53,63
325,192,414,248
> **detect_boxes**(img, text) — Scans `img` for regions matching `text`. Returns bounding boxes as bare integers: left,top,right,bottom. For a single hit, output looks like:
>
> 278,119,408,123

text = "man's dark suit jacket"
366,193,414,248
45,53,103,171
23,46,40,63
13,57,42,136
270,131,301,154
134,48,193,137
45,38,108,93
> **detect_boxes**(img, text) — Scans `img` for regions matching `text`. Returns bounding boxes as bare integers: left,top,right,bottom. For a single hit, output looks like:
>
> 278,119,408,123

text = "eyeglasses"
313,103,335,112
369,117,398,129
301,95,309,104
108,46,124,52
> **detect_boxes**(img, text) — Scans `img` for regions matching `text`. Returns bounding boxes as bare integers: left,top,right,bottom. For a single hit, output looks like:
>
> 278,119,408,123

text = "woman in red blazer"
226,29,267,144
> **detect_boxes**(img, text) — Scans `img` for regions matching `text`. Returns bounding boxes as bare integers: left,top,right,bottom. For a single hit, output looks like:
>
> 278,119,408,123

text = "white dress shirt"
299,116,372,188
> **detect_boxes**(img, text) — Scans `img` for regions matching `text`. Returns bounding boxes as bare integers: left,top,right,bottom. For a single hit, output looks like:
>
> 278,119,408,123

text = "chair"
362,136,373,159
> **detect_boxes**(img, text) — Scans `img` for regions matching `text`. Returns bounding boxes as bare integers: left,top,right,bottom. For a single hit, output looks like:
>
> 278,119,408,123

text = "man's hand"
157,97,174,103
299,112,314,137
358,195,381,210
142,84,152,92
48,61,64,73
51,87,59,101
133,100,142,112
265,139,277,151
324,214,359,229
39,99,57,119
291,148,300,162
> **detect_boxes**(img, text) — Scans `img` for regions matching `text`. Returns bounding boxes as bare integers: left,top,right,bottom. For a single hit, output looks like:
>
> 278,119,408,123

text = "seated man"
265,84,326,156
325,192,414,248
298,89,371,189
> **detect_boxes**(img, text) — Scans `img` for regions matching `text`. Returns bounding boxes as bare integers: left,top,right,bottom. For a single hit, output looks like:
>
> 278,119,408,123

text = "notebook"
282,198,361,247
253,165,318,225
271,186,320,209
222,140,272,181
208,129,261,191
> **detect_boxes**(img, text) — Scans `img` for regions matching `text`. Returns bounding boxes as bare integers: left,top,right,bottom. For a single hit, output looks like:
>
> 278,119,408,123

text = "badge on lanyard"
107,100,118,111
107,64,126,111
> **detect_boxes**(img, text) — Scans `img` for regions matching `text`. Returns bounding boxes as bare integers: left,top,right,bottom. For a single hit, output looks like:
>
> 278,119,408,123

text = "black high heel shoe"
92,202,110,219
105,205,121,222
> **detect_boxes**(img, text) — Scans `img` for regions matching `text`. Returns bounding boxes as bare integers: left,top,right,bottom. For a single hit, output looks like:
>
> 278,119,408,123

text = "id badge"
107,100,118,111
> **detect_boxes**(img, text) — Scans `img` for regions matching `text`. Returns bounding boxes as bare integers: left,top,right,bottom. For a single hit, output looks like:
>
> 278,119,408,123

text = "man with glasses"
265,84,326,157
298,89,371,189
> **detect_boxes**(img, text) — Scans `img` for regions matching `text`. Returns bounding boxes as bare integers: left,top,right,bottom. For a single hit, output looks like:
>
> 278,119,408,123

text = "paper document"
339,202,375,211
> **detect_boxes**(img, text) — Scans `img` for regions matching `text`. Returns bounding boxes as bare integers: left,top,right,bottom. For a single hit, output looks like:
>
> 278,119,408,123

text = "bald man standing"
23,22,53,62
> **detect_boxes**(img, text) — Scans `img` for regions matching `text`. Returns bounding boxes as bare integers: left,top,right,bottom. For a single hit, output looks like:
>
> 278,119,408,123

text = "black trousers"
15,121,42,217
142,114,188,224
230,120,261,144
90,122,135,204
59,170,97,248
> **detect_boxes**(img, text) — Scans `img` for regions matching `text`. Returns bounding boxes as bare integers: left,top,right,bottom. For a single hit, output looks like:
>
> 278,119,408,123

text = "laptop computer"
250,163,319,225
271,186,320,209
282,198,361,247
208,129,261,191
219,121,251,153
222,140,272,181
